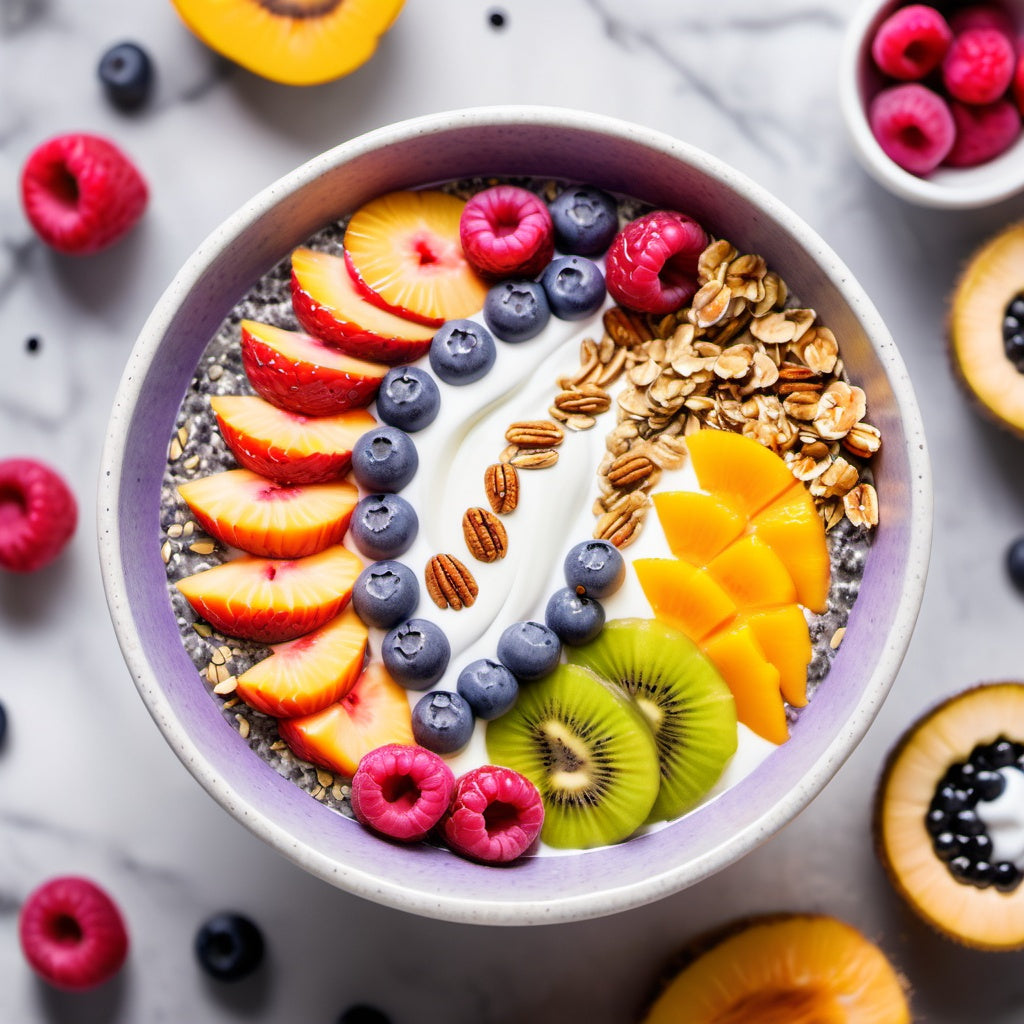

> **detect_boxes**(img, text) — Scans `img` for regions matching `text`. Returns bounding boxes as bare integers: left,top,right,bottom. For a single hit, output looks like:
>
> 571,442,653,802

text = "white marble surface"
3,0,1024,1020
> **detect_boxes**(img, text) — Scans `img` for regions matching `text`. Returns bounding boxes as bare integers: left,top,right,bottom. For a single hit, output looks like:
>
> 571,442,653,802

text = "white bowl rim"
99,104,933,925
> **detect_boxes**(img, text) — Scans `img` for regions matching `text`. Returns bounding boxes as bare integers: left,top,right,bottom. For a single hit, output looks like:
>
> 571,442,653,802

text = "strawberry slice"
175,543,362,643
239,319,388,415
343,190,488,326
210,394,374,484
177,468,358,559
279,661,415,776
290,248,435,365
235,606,368,718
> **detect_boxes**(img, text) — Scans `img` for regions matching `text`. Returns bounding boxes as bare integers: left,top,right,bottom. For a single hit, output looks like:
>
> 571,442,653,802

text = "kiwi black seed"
568,618,738,822
484,662,661,848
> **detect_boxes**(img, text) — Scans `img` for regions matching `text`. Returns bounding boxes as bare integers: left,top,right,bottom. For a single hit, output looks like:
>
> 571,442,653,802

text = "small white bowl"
839,0,1024,209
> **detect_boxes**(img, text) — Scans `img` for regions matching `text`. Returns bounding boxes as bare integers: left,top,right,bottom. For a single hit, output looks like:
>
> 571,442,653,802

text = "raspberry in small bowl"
840,0,1024,207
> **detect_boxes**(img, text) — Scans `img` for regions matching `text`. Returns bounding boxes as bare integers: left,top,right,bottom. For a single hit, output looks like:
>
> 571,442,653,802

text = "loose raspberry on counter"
605,210,706,315
942,28,1016,105
0,458,77,573
19,876,129,991
20,133,148,255
442,764,544,863
871,3,953,80
868,83,956,175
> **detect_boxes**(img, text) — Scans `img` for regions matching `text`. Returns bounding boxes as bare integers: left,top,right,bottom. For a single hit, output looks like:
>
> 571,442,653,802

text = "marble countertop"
3,0,1024,1020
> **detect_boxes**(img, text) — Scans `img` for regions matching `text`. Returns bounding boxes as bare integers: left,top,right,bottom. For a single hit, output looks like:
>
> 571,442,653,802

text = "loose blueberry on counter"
98,42,153,111
497,620,561,681
1006,536,1024,593
338,1006,392,1024
563,539,625,599
429,319,496,384
376,365,440,432
350,426,418,493
352,560,419,629
383,618,451,690
540,256,606,321
483,280,551,343
456,658,519,719
548,185,619,256
194,912,264,982
412,690,475,754
545,586,605,646
350,494,418,560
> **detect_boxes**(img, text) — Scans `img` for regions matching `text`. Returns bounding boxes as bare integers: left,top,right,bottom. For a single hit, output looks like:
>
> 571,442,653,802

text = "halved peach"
705,534,798,610
236,607,368,718
633,557,737,643
652,490,746,566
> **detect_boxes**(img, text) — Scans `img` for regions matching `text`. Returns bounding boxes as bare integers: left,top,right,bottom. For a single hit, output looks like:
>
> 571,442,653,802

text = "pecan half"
462,507,508,562
484,462,519,514
506,446,559,470
607,450,657,489
505,419,564,447
603,306,652,348
425,554,479,610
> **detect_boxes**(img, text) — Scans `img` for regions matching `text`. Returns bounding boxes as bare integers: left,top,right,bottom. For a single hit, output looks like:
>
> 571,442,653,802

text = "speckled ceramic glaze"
99,106,931,925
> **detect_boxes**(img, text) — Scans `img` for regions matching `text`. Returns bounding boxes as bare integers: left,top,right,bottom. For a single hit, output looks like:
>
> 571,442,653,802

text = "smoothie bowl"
99,107,931,925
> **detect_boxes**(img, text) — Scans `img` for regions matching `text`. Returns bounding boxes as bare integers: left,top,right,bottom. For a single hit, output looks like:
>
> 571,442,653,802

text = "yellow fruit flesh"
652,490,746,565
634,558,737,642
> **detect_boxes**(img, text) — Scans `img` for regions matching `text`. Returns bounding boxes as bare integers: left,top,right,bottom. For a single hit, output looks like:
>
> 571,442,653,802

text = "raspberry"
19,876,129,991
868,83,956,176
442,764,544,863
1015,52,1024,115
21,133,148,255
949,3,1017,40
350,743,455,842
871,4,953,80
459,185,554,280
945,99,1022,166
943,28,1016,105
0,458,77,572
604,210,707,315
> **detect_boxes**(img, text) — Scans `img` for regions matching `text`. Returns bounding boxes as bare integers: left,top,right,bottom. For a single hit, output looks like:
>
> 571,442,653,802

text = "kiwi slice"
485,662,661,849
567,618,738,822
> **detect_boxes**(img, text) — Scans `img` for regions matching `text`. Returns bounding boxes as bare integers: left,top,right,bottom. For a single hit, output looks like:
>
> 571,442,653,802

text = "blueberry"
483,281,551,343
1004,314,1022,339
994,861,1023,892
1011,296,1024,321
429,319,496,384
350,426,418,492
456,658,519,720
563,539,625,599
338,1007,392,1024
412,690,475,754
351,560,419,629
548,185,619,256
974,768,1007,802
933,831,961,861
98,42,153,111
382,618,450,690
350,494,418,560
496,620,561,681
194,912,264,982
540,256,606,321
376,365,441,432
544,586,605,646
1003,333,1024,368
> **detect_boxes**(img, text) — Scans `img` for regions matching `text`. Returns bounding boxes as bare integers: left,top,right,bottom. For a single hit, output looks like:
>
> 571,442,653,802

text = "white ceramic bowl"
839,0,1024,209
99,106,932,925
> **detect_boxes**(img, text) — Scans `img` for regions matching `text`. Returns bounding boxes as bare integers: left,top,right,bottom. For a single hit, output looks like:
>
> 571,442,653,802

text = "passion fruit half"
875,681,1024,951
642,913,911,1023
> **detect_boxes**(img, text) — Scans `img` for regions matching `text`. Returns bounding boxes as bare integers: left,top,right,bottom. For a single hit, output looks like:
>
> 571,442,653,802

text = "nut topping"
425,554,479,610
462,507,508,562
505,420,565,448
484,462,519,514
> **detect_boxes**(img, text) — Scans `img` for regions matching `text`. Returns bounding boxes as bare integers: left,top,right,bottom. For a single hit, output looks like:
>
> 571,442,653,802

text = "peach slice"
705,534,798,610
278,662,414,777
210,394,374,485
702,623,789,745
239,320,388,416
175,543,362,644
290,248,435,364
343,191,488,326
686,428,796,518
235,607,368,719
652,490,746,566
177,469,358,559
633,558,737,643
751,481,831,614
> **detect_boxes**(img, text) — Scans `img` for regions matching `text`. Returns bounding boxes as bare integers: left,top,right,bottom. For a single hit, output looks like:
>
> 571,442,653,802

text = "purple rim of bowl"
98,105,932,925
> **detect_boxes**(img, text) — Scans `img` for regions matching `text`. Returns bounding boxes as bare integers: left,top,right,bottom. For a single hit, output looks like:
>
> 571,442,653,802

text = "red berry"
943,28,1016,104
869,83,956,175
945,98,1021,166
459,185,554,279
949,3,1017,40
0,458,77,573
1014,52,1024,115
604,210,707,315
21,133,148,255
871,3,953,80
19,876,129,991
442,764,544,863
350,743,455,842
